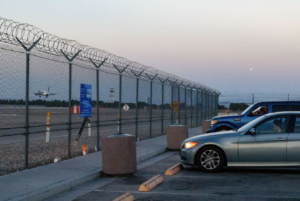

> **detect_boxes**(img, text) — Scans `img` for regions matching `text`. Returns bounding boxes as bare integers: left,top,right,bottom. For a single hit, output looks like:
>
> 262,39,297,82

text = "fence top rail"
0,16,219,94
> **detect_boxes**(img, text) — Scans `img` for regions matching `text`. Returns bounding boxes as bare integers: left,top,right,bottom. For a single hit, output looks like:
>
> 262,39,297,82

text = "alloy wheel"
200,150,220,170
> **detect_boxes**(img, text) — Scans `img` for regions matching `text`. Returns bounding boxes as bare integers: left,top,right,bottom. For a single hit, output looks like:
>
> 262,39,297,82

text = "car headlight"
211,120,217,125
184,142,198,149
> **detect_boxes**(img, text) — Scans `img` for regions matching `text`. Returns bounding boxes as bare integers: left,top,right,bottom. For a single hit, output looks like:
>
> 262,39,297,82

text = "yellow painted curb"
164,163,183,176
138,175,164,192
112,193,135,201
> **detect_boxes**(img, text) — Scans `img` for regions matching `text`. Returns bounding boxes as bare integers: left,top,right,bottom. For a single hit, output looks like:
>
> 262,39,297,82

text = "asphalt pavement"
69,153,300,201
0,126,201,201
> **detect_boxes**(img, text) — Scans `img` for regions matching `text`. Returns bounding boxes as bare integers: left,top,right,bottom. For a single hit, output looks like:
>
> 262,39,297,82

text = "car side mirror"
247,113,253,117
249,128,256,135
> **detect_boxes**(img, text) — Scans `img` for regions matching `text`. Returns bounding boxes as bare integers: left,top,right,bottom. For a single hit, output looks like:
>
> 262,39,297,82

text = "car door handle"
276,138,286,141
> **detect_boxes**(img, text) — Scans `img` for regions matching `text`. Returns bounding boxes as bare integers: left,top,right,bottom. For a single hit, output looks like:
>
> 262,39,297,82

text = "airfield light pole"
113,64,129,134
16,37,41,169
61,50,81,158
146,73,158,138
158,77,168,135
89,58,107,151
130,69,144,141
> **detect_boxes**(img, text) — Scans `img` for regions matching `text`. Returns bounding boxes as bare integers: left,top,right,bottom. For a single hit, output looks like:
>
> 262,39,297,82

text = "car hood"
213,114,242,120
183,130,239,143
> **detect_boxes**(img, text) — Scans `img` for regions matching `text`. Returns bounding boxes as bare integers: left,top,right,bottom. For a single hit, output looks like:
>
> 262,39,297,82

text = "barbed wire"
0,16,219,94
220,92,300,97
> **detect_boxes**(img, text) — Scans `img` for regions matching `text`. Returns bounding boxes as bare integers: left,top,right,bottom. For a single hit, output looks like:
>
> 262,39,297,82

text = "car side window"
292,105,300,111
272,105,291,112
249,105,268,116
294,116,300,133
256,116,290,134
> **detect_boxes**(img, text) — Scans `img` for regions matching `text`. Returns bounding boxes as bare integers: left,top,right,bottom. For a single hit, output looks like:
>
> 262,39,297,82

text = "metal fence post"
171,84,174,125
177,85,180,124
175,81,183,125
206,92,209,120
16,37,41,169
61,50,81,158
112,64,129,134
136,78,139,139
169,80,177,125
158,77,168,135
89,58,107,151
119,73,122,133
203,90,206,121
145,73,158,138
190,86,193,128
200,89,203,125
184,85,188,125
130,69,144,141
208,92,211,119
196,89,199,127
210,93,213,118
161,83,164,134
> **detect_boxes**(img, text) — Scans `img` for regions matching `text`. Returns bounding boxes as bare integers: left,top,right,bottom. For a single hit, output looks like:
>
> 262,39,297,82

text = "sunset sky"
1,0,299,96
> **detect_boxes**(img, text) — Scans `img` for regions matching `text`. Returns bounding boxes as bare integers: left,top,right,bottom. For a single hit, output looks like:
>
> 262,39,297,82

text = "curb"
138,175,164,192
112,193,135,201
164,163,183,176
11,147,167,201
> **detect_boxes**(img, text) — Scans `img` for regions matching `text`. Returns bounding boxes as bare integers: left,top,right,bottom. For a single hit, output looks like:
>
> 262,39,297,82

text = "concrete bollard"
202,120,211,134
102,134,137,175
167,125,188,150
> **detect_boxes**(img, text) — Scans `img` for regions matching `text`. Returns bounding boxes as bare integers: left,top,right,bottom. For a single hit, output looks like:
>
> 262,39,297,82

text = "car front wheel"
196,146,225,173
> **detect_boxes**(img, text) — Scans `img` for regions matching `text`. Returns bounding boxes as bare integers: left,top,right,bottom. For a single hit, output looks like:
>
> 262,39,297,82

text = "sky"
1,0,300,97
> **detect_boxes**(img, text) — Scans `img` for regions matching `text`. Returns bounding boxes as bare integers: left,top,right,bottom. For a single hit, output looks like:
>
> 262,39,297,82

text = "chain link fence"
0,17,220,175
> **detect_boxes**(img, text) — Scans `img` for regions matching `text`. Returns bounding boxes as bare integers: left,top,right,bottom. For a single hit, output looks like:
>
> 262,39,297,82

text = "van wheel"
215,126,231,132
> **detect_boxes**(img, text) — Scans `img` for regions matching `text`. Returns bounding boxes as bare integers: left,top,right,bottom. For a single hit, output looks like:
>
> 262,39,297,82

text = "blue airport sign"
80,84,92,118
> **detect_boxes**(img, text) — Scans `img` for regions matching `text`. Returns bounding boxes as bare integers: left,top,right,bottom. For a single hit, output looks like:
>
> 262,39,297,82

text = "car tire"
215,126,231,132
196,146,225,173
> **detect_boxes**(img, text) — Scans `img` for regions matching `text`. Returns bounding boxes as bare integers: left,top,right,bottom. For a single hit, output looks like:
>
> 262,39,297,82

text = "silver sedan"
181,112,300,172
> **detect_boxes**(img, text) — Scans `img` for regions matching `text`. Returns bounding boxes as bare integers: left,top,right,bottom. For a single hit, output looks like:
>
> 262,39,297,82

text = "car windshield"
238,115,268,132
241,104,253,115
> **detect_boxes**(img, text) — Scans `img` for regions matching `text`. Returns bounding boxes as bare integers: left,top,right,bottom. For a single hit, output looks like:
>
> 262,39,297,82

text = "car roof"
265,111,300,117
255,101,300,104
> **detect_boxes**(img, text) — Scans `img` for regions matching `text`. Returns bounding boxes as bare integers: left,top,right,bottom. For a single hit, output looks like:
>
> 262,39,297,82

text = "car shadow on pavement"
183,165,300,174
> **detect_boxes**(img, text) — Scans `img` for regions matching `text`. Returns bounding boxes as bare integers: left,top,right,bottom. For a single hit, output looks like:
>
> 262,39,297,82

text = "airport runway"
0,106,200,175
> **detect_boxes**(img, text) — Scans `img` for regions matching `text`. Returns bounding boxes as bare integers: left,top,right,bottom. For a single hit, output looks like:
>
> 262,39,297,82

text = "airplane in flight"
34,86,56,98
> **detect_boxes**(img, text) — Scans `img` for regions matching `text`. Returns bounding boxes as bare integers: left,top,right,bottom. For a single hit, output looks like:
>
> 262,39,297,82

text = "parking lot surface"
68,152,300,201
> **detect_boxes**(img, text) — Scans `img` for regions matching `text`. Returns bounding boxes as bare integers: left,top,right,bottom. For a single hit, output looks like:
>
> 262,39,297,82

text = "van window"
294,116,300,133
249,105,268,116
292,105,300,111
272,105,290,112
